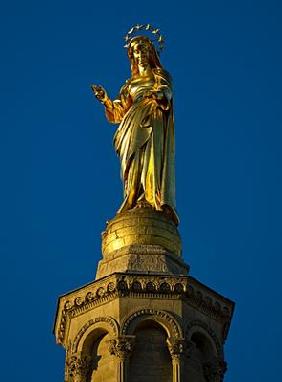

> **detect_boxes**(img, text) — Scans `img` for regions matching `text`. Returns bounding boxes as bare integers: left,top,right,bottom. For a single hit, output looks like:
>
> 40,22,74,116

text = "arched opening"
80,329,116,382
90,332,112,381
183,331,217,382
128,319,172,382
190,332,215,363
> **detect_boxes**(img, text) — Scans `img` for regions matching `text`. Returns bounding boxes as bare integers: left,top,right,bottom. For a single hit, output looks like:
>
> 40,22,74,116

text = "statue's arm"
91,83,131,124
91,85,113,107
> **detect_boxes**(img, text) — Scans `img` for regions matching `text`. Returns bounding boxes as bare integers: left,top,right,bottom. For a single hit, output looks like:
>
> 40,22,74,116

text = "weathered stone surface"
97,208,185,279
54,271,234,381
54,208,234,381
96,244,189,279
102,208,182,259
129,324,172,381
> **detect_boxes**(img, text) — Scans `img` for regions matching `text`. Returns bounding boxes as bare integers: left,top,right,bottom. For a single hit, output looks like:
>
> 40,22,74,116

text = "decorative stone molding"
65,353,91,382
121,308,183,339
203,357,227,382
108,336,135,360
54,273,234,346
186,320,222,357
185,282,232,323
167,339,185,360
123,274,188,296
72,317,119,354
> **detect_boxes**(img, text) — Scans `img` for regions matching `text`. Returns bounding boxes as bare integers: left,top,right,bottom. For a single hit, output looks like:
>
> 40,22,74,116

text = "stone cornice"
54,272,234,346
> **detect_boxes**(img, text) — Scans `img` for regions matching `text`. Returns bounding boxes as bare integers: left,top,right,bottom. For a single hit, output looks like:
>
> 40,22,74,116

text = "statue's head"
127,36,162,76
124,25,164,76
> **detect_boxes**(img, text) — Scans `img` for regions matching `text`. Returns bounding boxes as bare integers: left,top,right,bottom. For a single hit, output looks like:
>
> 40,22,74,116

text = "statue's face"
132,41,150,68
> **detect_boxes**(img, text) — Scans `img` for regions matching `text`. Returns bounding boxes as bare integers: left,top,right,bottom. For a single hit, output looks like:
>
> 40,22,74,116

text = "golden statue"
92,25,179,225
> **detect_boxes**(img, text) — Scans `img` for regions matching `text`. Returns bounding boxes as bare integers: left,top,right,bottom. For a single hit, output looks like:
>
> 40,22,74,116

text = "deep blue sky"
0,0,281,380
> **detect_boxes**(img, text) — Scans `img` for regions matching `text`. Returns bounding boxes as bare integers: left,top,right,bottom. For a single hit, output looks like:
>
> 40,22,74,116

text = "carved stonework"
108,337,135,360
66,354,91,382
167,339,185,360
71,316,119,354
54,273,233,347
121,308,183,339
203,358,227,382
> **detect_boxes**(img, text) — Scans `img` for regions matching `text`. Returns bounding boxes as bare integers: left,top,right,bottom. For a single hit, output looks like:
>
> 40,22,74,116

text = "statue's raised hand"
91,85,107,103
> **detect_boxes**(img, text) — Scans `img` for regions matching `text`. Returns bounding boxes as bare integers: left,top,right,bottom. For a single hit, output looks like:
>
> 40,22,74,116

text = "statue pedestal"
97,207,188,279
54,207,234,382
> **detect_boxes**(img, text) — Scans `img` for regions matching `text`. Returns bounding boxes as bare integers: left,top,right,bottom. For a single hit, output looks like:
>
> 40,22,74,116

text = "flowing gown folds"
105,68,177,221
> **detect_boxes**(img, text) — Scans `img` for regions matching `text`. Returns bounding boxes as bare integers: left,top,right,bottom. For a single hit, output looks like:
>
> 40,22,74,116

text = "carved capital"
108,336,135,360
167,339,185,361
203,358,227,382
65,354,91,382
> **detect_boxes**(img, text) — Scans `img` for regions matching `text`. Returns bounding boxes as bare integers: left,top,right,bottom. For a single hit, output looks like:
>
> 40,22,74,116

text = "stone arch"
186,320,222,357
184,321,226,382
121,308,183,339
72,316,119,354
123,310,178,382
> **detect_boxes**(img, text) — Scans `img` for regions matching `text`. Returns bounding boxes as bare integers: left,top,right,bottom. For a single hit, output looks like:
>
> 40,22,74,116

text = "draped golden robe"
105,67,178,224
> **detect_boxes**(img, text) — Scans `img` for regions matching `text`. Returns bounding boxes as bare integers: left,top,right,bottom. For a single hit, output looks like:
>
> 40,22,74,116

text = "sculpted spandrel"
92,25,179,225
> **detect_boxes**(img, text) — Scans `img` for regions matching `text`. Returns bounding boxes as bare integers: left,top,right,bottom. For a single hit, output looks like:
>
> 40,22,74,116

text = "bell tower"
54,24,234,382
54,208,234,382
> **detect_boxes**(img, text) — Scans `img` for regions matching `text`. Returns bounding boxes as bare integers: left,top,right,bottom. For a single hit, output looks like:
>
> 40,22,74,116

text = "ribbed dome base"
96,207,187,279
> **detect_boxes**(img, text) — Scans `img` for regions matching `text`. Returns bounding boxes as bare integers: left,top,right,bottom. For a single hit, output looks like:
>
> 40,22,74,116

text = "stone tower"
54,24,234,382
54,207,234,382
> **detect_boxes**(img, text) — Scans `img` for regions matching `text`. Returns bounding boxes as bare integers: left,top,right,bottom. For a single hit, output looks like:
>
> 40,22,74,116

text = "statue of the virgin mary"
92,25,178,225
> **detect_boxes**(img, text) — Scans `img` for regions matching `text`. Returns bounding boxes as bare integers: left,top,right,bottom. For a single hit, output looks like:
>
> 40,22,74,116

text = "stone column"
65,353,91,382
167,339,185,382
108,336,135,382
